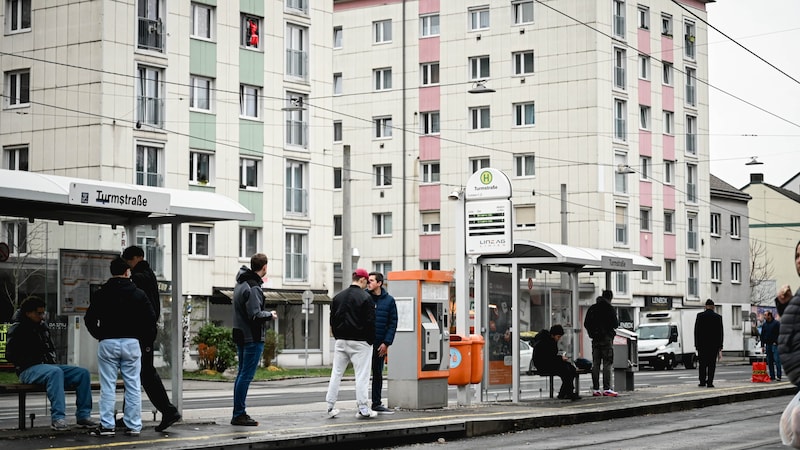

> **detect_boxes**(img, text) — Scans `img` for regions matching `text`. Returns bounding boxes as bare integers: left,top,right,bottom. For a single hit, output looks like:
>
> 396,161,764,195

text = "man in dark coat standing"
533,325,580,400
121,245,181,432
695,299,724,387
367,271,397,414
584,290,619,396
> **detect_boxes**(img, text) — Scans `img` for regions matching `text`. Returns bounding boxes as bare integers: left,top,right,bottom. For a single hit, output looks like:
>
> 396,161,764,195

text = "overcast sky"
707,0,800,189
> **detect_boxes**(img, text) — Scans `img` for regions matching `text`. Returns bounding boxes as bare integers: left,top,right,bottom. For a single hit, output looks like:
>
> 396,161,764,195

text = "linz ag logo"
480,170,493,185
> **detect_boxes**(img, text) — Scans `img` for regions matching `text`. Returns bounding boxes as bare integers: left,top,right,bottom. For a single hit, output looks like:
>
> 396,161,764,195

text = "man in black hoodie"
121,245,181,432
584,290,619,397
532,325,580,400
85,257,156,437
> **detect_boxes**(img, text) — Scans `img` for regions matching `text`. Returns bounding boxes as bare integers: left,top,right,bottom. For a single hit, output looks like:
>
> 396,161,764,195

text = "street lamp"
745,156,764,166
467,81,495,94
281,97,306,112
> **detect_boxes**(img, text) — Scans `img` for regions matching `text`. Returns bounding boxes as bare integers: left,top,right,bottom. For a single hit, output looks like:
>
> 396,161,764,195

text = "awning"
212,287,331,305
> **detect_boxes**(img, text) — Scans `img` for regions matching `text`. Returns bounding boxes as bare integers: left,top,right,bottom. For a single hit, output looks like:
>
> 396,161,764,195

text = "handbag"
781,391,800,448
751,360,771,383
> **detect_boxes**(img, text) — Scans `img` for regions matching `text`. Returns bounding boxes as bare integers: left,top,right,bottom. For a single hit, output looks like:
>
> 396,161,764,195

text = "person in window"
532,325,580,400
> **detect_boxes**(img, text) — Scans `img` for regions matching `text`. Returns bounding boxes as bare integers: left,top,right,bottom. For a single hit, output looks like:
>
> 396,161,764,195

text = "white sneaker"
603,389,619,397
356,407,377,419
327,407,339,418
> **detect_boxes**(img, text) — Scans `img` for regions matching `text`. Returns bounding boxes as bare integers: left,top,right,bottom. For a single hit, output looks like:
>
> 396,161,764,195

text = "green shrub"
262,329,283,367
192,323,236,372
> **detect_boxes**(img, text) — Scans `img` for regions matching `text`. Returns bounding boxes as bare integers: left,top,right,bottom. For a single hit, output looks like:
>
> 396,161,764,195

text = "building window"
4,145,28,171
687,260,699,297
374,261,392,275
6,0,31,33
612,0,625,39
420,14,440,37
471,157,489,173
285,231,308,282
661,14,672,36
422,162,440,183
189,150,212,185
190,3,214,40
374,116,393,138
615,204,628,245
640,156,651,180
664,160,674,184
374,164,392,187
663,111,674,135
239,157,261,189
333,26,343,48
662,62,673,85
333,121,342,142
5,68,30,108
421,62,440,86
285,160,308,215
239,84,260,119
422,212,440,234
333,73,342,95
285,93,308,147
3,221,27,255
664,210,674,233
686,115,697,155
239,227,260,259
513,51,535,76
640,208,651,231
514,154,535,177
642,269,650,282
687,163,697,203
470,106,491,130
514,102,535,126
286,24,309,80
731,261,742,284
639,55,650,80
136,143,163,187
730,215,741,238
614,99,626,141
469,56,490,80
711,259,722,283
421,111,440,135
138,0,165,52
637,5,649,29
241,14,261,49
614,152,628,194
373,68,392,91
664,259,675,283
732,305,742,328
710,213,721,236
286,0,308,14
513,1,534,25
687,213,698,251
374,20,392,43
615,272,628,295
422,260,441,270
515,205,536,228
639,105,650,130
333,215,342,237
189,75,213,111
188,225,211,257
469,6,490,31
136,66,164,128
333,167,342,189
684,20,696,59
374,213,392,236
613,47,626,89
685,67,697,107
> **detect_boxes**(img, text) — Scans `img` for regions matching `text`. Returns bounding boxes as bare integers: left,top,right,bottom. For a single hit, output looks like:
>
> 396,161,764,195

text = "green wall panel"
237,190,264,226
190,111,216,150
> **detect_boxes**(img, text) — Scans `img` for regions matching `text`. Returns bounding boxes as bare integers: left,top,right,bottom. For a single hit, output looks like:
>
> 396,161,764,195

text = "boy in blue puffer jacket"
367,272,397,414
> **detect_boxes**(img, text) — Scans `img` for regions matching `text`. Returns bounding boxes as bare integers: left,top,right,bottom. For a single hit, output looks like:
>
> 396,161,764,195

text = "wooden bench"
0,379,125,430
530,367,590,398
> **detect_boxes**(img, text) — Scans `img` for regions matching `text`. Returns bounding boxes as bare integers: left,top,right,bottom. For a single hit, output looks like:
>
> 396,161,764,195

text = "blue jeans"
19,364,93,422
766,343,782,379
98,338,142,431
233,341,264,419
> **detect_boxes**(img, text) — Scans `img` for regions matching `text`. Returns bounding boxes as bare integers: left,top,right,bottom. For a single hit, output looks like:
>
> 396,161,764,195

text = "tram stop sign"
464,168,513,255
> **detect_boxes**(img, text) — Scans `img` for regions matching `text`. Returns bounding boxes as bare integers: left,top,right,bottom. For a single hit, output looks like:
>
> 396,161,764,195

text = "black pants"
555,361,577,397
140,341,178,416
371,349,385,408
698,349,718,384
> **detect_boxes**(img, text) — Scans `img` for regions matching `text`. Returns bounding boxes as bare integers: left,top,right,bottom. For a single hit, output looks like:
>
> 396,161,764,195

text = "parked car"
519,339,533,374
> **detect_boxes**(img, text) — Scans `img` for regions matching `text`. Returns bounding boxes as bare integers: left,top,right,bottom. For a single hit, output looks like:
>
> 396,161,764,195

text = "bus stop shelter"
474,240,660,403
0,169,254,412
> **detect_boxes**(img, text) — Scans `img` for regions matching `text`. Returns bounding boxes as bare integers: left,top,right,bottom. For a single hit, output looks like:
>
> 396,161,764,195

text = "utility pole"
342,145,353,283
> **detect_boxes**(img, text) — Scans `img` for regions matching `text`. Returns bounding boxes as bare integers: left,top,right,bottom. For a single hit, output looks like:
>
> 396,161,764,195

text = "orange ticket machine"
386,270,452,409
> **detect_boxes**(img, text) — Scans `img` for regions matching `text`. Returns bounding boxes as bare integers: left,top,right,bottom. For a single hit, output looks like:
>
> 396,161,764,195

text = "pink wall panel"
419,234,441,260
419,0,440,15
419,85,440,111
638,29,651,54
419,184,441,211
419,36,440,62
419,136,440,160
639,131,652,156
640,232,653,258
664,234,676,260
638,80,651,105
662,86,674,111
661,36,674,63
334,0,403,11
662,135,675,160
663,185,676,210
639,180,652,207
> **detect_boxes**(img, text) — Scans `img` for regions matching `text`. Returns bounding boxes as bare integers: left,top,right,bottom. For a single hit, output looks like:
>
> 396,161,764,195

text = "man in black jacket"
121,246,181,431
533,325,580,400
7,298,97,431
584,290,619,396
695,299,723,388
325,268,376,419
85,257,156,437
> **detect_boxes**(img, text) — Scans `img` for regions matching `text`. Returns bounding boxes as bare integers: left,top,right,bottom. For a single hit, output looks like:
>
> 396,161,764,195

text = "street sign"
301,290,314,314
465,199,512,255
0,242,9,262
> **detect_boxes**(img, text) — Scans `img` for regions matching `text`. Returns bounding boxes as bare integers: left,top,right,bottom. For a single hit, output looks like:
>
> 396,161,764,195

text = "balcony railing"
686,85,696,106
137,96,165,128
138,17,165,52
614,67,626,89
286,49,308,79
285,187,308,215
613,15,625,38
285,119,308,147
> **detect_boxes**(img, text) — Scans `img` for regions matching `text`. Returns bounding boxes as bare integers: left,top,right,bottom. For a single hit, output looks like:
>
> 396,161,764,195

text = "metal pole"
342,145,353,282
453,191,470,406
304,304,309,375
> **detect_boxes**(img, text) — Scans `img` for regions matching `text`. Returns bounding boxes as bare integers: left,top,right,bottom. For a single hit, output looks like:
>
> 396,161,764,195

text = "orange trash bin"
469,335,485,384
447,335,472,386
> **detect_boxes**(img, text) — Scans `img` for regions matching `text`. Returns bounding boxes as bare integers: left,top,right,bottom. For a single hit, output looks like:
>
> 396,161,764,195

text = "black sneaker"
230,414,259,426
372,405,395,415
155,412,182,432
90,427,116,437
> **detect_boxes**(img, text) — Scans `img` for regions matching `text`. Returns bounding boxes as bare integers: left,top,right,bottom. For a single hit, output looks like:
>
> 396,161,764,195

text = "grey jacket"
778,292,800,385
232,266,274,345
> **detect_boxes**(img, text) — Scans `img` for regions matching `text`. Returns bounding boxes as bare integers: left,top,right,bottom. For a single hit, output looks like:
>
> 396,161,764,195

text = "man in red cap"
325,268,376,419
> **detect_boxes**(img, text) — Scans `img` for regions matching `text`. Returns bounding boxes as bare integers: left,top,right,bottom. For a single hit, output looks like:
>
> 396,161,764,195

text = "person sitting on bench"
533,325,581,400
6,297,98,431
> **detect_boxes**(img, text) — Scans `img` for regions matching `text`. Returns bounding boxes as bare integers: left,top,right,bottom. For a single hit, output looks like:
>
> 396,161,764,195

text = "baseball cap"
354,268,369,279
